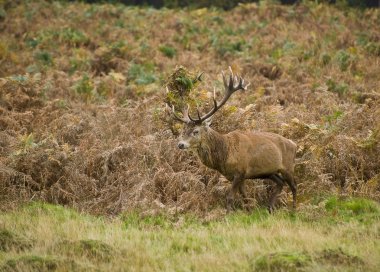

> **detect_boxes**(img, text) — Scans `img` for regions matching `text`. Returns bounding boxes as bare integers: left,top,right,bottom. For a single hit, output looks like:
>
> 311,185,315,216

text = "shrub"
159,45,177,58
127,63,157,85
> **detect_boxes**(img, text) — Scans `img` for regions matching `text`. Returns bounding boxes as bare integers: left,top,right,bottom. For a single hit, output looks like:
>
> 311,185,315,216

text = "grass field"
0,198,379,271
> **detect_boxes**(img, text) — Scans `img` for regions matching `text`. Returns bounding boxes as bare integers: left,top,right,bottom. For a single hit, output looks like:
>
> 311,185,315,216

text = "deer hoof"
268,206,274,214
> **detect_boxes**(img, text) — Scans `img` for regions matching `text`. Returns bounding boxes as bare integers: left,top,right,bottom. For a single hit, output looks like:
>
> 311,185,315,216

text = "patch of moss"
0,229,32,252
254,252,311,272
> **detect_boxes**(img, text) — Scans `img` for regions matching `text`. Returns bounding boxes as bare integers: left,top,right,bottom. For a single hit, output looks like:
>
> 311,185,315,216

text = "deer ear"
204,117,212,127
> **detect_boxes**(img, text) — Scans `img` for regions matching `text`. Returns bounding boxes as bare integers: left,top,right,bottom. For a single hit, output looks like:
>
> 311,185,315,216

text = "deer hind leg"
268,174,284,214
238,180,251,211
227,175,244,212
279,170,297,210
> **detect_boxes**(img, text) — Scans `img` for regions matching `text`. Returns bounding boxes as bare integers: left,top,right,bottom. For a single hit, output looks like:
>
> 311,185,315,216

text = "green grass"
0,198,379,271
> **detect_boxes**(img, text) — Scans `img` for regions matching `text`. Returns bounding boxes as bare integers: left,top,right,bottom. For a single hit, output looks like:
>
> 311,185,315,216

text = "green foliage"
335,50,353,72
214,39,246,56
159,44,177,58
73,74,93,96
322,110,344,128
325,197,379,215
356,33,380,56
254,252,311,272
128,63,157,85
270,47,283,61
36,28,89,48
326,79,348,96
175,75,193,91
10,75,28,82
25,38,39,48
69,57,90,75
365,42,380,56
0,7,6,20
57,28,89,46
320,52,331,66
34,50,53,66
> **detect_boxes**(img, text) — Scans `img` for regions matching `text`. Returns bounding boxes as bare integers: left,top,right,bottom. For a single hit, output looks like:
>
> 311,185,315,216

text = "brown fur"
179,124,297,213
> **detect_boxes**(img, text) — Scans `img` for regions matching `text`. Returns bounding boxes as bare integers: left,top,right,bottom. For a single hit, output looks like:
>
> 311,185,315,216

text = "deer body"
171,67,297,212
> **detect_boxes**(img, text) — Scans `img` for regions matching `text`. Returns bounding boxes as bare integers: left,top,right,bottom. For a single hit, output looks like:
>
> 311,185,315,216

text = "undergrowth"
0,0,379,217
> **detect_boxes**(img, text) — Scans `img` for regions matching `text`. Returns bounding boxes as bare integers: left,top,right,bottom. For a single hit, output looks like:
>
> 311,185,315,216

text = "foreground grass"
0,198,379,271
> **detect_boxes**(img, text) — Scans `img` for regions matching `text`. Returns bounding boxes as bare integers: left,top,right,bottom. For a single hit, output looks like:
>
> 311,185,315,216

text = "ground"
0,198,379,271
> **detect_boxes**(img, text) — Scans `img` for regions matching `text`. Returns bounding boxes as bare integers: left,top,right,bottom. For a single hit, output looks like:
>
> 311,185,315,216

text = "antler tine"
183,67,250,124
185,104,200,123
171,105,189,123
196,107,202,120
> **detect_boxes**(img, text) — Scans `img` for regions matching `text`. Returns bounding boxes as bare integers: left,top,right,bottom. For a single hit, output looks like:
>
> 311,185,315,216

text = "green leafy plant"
326,79,348,96
34,50,53,66
159,44,177,58
128,63,157,85
335,50,352,72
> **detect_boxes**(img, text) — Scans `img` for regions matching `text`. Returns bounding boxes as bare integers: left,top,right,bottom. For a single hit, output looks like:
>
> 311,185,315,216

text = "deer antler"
187,67,249,124
170,105,191,124
170,67,249,124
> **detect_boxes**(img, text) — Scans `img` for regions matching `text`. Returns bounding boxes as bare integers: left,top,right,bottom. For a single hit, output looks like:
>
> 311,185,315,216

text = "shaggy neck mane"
196,128,228,171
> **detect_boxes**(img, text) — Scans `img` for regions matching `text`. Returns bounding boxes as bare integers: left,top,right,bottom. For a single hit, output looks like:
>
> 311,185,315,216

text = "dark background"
74,0,380,9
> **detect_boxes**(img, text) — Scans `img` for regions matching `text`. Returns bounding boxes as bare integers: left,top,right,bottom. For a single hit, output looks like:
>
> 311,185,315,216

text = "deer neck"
196,128,228,172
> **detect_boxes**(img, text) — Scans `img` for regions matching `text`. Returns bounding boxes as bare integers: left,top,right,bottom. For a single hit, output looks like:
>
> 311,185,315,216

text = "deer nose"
178,143,185,149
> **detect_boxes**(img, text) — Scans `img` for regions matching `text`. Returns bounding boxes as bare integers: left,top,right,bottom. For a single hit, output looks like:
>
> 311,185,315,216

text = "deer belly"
245,156,282,178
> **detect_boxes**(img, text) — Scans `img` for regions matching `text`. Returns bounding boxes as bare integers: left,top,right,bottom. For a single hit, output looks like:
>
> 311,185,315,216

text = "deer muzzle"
178,141,190,150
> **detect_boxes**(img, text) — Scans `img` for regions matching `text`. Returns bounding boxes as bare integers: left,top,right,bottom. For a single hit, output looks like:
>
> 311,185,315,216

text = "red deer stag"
170,68,297,213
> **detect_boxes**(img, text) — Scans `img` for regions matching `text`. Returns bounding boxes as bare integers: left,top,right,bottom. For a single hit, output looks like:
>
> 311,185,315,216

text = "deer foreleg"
227,174,244,212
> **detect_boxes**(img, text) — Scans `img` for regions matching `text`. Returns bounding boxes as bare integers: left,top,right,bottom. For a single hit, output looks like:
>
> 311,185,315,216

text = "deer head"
170,67,250,150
